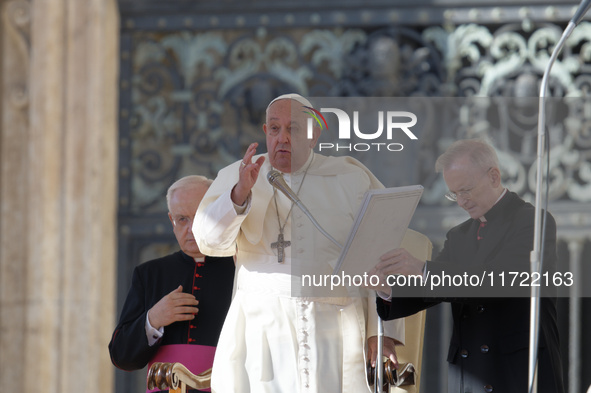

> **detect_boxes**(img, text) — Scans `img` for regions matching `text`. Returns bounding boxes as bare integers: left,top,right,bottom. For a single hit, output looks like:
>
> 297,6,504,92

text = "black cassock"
109,251,235,393
377,192,564,393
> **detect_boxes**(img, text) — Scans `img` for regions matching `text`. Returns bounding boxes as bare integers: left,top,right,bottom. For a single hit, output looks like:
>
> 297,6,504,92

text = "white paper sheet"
332,185,424,277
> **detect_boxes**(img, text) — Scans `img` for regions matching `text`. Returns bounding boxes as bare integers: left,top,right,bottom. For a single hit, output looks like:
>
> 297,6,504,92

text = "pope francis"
193,94,404,393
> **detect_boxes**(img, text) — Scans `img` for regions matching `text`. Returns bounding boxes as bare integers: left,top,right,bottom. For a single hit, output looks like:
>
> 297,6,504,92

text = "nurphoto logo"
307,106,418,152
303,106,328,130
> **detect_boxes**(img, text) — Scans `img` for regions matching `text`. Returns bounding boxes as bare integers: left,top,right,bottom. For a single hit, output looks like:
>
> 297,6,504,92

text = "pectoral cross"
271,233,291,263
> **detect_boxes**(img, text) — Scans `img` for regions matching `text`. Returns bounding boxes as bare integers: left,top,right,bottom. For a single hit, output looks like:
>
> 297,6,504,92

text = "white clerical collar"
194,256,205,263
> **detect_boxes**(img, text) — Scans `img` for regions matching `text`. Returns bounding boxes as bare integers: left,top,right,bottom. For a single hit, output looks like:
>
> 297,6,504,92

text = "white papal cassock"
193,152,404,393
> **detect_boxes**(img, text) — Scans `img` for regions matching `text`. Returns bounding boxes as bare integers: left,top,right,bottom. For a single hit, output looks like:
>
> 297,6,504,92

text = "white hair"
166,175,212,212
435,139,500,174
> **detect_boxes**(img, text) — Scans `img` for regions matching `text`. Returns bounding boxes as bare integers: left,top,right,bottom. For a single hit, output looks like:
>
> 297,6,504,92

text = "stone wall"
0,0,119,392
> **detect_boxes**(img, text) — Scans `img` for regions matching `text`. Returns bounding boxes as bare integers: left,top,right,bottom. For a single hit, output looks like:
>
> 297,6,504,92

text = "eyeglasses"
445,189,472,202
444,168,492,202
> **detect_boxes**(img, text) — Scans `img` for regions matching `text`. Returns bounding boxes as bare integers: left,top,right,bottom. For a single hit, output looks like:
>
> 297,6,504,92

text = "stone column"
0,0,31,389
0,0,119,392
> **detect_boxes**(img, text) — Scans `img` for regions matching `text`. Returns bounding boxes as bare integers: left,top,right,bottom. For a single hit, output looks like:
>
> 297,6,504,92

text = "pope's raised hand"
231,142,265,206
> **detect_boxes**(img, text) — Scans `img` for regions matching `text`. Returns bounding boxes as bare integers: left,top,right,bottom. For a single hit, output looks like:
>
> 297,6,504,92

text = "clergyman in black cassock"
108,176,235,393
109,251,234,392
369,140,564,393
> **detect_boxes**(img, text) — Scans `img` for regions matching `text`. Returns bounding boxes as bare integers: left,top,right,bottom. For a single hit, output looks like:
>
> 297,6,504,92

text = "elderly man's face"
264,99,319,173
168,185,208,258
443,156,501,220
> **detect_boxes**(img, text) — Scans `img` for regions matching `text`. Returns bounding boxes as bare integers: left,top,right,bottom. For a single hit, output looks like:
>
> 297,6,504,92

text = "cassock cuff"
376,288,393,301
145,311,164,346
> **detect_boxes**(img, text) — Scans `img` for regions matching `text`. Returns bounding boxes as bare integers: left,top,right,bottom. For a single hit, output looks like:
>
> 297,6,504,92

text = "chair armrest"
147,362,212,392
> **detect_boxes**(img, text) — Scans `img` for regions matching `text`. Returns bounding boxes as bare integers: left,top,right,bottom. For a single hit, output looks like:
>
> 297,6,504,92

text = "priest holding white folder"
192,93,403,393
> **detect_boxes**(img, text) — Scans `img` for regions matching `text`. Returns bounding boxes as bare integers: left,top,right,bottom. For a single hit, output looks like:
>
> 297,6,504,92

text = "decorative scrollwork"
147,362,175,391
419,21,591,203
146,362,212,391
9,85,28,109
337,26,445,97
123,20,591,212
301,29,367,79
5,0,31,40
4,0,31,110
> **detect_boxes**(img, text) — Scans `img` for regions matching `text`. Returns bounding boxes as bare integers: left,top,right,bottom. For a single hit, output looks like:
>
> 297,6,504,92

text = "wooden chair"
146,362,211,393
390,229,433,393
